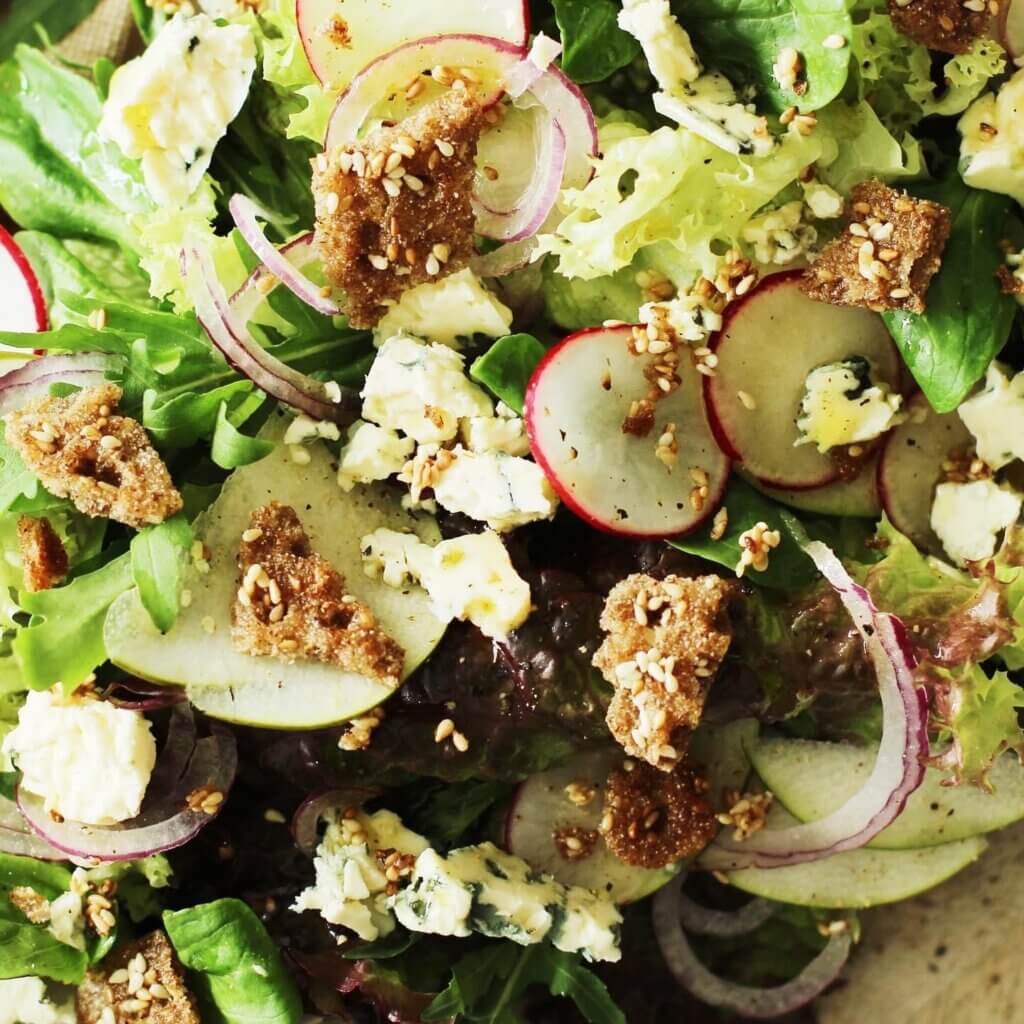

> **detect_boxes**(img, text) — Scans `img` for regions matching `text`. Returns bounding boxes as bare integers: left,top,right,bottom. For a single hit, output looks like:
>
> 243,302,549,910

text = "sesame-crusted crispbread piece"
801,179,951,315
887,0,988,54
593,573,733,772
600,760,717,869
999,265,1024,296
232,502,405,686
17,515,67,592
313,89,487,328
5,383,182,529
76,930,200,1024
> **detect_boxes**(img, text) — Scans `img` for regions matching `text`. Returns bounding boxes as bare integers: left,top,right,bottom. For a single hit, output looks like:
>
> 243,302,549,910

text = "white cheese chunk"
3,691,156,826
337,421,415,492
460,405,530,457
618,0,702,90
374,269,514,348
796,359,904,453
360,529,428,589
959,68,1024,206
0,978,74,1024
742,200,817,266
957,363,1024,471
361,336,494,444
931,479,1023,565
432,449,558,532
802,180,845,220
99,13,256,207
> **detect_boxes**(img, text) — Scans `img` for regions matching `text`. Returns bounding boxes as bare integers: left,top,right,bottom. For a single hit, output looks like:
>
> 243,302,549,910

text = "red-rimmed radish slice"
473,114,566,241
705,272,902,490
297,0,529,88
877,393,972,553
526,324,730,538
0,226,47,334
746,454,882,520
324,34,597,192
229,197,341,317
998,0,1024,60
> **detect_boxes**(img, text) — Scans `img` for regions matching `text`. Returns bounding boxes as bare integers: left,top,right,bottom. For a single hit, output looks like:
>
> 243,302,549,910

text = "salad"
1,0,1024,1020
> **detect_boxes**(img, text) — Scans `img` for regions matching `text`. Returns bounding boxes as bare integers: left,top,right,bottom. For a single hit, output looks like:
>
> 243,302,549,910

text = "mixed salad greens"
2,0,1024,1020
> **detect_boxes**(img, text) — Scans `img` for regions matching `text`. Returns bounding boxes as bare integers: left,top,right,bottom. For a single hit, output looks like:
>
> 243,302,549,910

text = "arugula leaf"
14,553,133,689
470,335,547,415
0,853,87,984
130,514,193,633
553,0,641,84
0,0,103,62
675,0,853,112
14,231,123,311
163,898,302,1024
882,176,1017,413
424,944,625,1024
397,779,513,850
211,402,275,470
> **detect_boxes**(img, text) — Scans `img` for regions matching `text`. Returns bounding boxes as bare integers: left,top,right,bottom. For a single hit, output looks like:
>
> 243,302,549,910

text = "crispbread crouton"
5,383,182,529
593,573,733,772
801,179,951,315
75,930,199,1024
9,885,51,924
313,89,486,328
600,760,716,868
17,515,67,592
232,502,404,686
888,0,987,54
999,264,1024,296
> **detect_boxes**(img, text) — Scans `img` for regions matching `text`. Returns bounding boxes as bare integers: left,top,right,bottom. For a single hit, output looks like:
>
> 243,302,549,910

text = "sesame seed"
385,151,404,174
436,139,455,157
452,730,470,752
242,527,263,543
368,254,390,271
737,390,757,410
109,969,130,985
382,177,402,198
425,254,441,276
326,191,340,215
432,242,451,263
822,33,847,48
201,616,216,634
404,174,425,192
264,808,287,824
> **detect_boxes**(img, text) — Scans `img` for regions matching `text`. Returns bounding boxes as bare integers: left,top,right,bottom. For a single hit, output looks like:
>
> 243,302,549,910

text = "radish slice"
525,325,730,538
654,875,851,1018
186,243,360,424
747,455,881,520
0,226,47,334
473,114,566,241
324,34,596,192
999,0,1024,61
17,708,238,862
0,354,119,416
296,0,529,88
700,541,928,871
229,196,341,317
877,393,972,554
705,272,902,490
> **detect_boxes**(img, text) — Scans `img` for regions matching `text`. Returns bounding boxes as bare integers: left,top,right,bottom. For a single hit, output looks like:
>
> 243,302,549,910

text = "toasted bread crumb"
600,760,716,868
801,179,951,315
16,515,68,592
887,0,987,54
75,931,199,1024
594,573,733,772
9,885,52,924
5,383,182,529
232,502,404,686
312,89,486,328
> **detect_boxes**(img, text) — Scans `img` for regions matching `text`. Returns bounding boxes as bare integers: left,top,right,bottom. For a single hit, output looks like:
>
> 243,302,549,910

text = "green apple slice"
104,411,446,729
751,737,1024,850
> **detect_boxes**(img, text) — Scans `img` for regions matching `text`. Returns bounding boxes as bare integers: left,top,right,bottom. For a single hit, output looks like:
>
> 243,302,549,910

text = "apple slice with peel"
506,749,682,903
104,411,447,729
525,325,730,538
877,393,971,553
297,0,528,88
0,226,46,334
744,455,882,519
999,0,1024,60
705,272,901,490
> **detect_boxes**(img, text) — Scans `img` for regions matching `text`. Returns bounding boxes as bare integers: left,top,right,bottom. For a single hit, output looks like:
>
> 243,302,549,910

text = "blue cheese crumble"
931,479,1023,565
957,363,1024,471
959,68,1024,206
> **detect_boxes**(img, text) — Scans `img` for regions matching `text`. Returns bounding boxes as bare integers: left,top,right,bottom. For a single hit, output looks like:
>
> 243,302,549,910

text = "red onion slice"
292,787,380,855
186,243,359,425
0,795,65,860
470,238,539,278
677,891,777,937
229,197,342,318
504,33,563,99
701,541,928,871
231,233,317,324
473,115,566,241
17,709,238,862
654,877,851,1019
0,353,119,415
102,680,188,713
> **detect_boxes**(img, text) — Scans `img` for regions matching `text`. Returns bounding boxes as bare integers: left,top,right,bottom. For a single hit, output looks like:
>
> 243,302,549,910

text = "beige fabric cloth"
57,0,138,65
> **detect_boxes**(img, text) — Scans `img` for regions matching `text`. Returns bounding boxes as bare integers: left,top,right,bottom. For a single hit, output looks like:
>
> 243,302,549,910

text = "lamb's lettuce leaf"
470,334,546,415
131,515,194,634
553,0,640,84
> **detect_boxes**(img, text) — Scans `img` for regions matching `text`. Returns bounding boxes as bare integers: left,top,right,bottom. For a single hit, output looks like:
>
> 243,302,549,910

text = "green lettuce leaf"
211,401,275,470
553,0,641,84
130,515,194,634
0,0,103,61
470,334,547,415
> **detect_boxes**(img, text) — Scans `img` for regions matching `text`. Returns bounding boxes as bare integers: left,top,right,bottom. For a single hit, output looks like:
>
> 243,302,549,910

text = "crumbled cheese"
283,414,342,447
0,978,74,1024
802,180,845,220
431,448,558,532
99,13,256,207
337,421,415,492
460,402,530,456
618,0,702,90
291,809,430,942
932,479,1023,565
639,289,723,347
959,68,1024,206
374,269,514,348
795,359,904,453
2,690,156,825
361,335,494,444
361,529,531,640
48,884,87,952
742,200,817,266
958,362,1024,470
